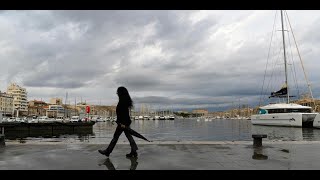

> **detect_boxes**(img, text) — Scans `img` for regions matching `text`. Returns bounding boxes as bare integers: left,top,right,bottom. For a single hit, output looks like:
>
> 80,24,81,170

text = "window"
287,108,311,113
268,109,285,114
259,109,267,114
268,108,311,114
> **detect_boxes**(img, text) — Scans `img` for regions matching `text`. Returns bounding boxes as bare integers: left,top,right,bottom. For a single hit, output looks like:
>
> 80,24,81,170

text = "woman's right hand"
120,124,126,128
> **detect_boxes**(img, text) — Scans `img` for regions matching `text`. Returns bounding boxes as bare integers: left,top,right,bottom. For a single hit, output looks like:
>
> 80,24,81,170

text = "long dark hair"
117,86,133,109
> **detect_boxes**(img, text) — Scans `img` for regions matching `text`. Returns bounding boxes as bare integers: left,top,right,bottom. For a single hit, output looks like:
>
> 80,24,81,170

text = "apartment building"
28,100,47,107
7,83,28,112
46,105,65,118
28,100,47,117
0,91,14,116
50,98,63,105
192,109,209,116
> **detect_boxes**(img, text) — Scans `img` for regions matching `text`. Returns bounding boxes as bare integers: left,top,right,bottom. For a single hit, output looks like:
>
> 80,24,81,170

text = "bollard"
252,134,267,147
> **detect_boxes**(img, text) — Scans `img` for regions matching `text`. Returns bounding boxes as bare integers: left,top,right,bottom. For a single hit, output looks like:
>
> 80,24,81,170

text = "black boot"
126,151,138,158
98,150,110,157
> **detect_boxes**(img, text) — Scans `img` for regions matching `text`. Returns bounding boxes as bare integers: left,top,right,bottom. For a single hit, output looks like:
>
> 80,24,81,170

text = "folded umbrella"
112,121,151,142
124,126,151,142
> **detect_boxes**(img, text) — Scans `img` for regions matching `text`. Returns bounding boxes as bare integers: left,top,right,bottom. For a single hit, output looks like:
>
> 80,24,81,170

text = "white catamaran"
251,10,320,128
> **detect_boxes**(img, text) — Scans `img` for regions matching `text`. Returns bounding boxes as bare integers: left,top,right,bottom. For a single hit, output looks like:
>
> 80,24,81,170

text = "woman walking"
98,86,138,158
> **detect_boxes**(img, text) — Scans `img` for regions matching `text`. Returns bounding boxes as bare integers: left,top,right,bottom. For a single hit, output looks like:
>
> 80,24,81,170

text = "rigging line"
264,38,283,102
275,40,285,89
285,11,316,108
259,11,278,106
268,39,285,103
263,46,278,103
263,26,282,102
274,46,284,96
288,60,297,95
285,14,300,99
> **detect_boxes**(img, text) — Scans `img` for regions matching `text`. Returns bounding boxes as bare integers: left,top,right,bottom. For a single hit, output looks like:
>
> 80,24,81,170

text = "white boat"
252,10,320,128
64,118,70,123
55,116,64,122
28,119,37,123
143,116,150,120
38,116,51,123
27,116,38,123
96,117,105,122
70,116,81,123
251,103,319,127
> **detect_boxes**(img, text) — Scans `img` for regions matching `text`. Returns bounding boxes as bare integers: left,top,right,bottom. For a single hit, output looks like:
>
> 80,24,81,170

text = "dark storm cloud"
0,10,319,110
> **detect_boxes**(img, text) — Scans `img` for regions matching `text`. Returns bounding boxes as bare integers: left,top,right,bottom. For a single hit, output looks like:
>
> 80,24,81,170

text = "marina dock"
0,122,95,139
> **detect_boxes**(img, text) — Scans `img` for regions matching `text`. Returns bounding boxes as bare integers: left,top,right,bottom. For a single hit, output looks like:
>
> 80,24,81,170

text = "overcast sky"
0,10,319,111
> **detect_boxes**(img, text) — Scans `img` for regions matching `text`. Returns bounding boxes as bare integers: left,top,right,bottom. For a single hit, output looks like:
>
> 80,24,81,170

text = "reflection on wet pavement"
128,157,139,170
99,157,138,170
99,158,116,170
3,143,320,169
252,147,268,160
280,149,290,153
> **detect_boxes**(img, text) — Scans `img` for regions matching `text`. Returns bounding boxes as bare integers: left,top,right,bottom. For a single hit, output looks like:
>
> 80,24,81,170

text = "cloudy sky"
0,10,319,111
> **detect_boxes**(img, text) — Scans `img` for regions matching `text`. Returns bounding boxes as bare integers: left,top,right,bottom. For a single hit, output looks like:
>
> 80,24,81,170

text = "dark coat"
116,102,131,126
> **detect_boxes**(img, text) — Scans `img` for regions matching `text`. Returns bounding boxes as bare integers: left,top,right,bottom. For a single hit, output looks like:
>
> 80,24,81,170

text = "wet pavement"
1,141,320,170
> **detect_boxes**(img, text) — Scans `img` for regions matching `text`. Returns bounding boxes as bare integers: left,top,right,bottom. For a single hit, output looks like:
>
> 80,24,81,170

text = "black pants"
105,125,138,154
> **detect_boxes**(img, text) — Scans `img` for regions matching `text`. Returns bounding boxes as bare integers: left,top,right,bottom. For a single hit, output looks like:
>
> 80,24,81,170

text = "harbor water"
5,118,320,144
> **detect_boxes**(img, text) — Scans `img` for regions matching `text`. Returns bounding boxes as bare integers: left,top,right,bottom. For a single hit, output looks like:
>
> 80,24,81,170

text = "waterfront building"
192,109,209,116
28,100,47,107
28,100,47,117
50,98,63,105
0,91,14,116
7,83,28,115
46,105,65,118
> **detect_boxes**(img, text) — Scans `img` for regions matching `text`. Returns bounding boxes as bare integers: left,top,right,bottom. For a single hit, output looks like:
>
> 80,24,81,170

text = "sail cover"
269,84,288,98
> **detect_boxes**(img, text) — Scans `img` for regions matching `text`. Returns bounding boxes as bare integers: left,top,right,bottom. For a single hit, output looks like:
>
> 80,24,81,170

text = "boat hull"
251,113,319,127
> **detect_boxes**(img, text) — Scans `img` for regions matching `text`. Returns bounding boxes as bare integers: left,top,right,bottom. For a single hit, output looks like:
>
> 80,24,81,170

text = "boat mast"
285,11,317,110
281,10,290,104
74,97,77,116
64,92,68,118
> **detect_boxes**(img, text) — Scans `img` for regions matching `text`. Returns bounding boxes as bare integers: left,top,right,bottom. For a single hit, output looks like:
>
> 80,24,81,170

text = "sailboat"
251,10,320,128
